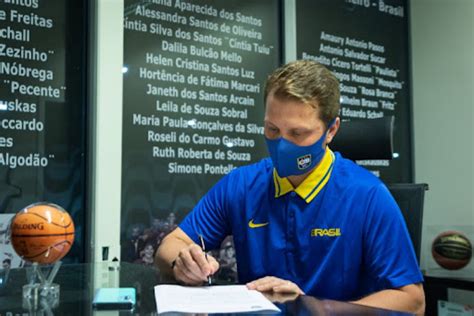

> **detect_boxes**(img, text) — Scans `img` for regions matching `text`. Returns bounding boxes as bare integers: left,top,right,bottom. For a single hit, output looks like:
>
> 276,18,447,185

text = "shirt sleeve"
178,172,234,250
363,184,424,290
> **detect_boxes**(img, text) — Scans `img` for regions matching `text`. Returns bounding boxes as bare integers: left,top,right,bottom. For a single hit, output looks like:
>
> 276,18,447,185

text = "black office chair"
331,116,395,160
386,183,428,262
331,116,427,262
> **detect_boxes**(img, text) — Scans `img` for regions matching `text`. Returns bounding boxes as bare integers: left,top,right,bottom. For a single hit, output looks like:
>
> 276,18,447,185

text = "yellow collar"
273,148,335,203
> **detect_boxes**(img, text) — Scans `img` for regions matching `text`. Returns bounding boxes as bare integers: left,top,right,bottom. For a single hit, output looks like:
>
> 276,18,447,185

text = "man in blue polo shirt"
156,60,425,314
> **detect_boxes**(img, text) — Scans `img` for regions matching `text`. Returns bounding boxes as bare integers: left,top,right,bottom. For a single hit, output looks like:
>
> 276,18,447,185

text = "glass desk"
0,262,413,315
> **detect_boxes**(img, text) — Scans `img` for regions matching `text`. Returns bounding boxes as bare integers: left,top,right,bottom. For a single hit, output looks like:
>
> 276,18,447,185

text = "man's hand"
246,276,304,295
172,244,219,285
261,291,301,304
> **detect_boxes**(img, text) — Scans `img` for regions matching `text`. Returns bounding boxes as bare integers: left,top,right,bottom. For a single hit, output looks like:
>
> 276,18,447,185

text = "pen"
199,234,212,286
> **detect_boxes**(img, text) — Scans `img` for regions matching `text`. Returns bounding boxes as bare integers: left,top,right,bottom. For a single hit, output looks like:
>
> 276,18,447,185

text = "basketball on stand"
10,202,75,265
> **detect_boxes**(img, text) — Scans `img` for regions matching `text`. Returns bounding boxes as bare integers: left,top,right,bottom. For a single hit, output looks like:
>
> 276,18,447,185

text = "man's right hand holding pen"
170,243,219,286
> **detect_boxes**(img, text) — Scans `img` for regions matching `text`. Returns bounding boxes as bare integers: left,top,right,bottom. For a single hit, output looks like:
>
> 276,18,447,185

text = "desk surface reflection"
0,262,412,315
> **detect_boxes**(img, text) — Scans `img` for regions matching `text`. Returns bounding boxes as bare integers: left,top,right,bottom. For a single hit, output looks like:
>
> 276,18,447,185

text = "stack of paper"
154,284,281,314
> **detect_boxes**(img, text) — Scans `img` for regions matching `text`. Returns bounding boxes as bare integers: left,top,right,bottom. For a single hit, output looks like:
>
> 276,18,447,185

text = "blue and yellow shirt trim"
273,147,335,203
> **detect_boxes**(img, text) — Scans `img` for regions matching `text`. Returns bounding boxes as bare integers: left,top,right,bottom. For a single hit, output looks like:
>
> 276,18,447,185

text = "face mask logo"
297,154,312,170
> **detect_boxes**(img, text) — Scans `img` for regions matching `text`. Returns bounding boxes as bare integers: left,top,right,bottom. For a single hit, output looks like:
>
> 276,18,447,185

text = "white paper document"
154,284,281,314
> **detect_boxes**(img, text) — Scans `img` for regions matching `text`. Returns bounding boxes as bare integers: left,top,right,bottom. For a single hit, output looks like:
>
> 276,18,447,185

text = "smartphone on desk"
92,287,136,310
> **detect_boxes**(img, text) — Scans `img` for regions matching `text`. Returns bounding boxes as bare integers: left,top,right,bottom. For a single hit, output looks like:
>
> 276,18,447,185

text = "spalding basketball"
432,231,472,270
10,202,75,265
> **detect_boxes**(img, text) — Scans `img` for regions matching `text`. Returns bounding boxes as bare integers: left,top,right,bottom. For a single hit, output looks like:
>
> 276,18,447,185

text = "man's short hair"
264,60,340,126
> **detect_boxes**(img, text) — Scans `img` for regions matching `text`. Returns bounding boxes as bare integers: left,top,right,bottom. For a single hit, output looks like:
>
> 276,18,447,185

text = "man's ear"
325,117,340,144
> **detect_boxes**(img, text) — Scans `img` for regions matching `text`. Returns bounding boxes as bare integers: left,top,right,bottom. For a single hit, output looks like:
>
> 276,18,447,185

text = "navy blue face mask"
265,120,335,177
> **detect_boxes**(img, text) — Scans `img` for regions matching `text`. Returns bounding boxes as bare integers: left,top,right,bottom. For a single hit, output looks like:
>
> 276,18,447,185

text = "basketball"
10,202,75,265
431,231,472,270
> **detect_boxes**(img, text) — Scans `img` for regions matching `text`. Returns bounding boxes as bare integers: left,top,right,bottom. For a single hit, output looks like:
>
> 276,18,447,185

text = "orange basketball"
10,202,75,264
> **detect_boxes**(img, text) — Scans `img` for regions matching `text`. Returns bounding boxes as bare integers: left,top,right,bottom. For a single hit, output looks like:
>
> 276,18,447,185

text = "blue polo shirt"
179,148,423,300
